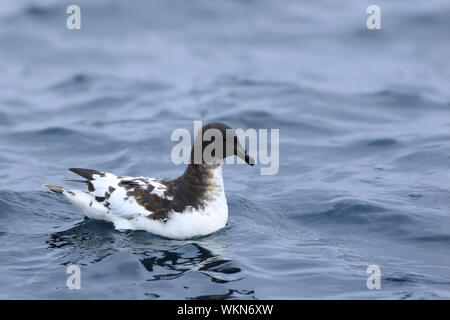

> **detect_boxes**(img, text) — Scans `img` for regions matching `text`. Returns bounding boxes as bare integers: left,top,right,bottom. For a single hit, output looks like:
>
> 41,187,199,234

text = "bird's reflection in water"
139,242,242,283
47,219,249,292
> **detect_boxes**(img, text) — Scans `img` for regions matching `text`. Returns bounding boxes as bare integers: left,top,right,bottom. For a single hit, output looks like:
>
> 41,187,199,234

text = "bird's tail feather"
42,184,65,193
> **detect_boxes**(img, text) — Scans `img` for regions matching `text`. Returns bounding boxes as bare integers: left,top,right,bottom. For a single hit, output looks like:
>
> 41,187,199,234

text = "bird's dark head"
190,122,254,166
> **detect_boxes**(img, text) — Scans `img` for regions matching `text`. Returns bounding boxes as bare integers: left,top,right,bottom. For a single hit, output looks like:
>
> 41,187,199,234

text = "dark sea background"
1,0,450,299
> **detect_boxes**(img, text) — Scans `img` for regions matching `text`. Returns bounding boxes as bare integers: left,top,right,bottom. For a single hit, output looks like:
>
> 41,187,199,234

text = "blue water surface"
1,0,450,299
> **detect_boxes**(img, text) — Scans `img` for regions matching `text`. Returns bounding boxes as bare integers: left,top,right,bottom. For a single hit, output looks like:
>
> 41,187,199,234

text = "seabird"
43,122,254,239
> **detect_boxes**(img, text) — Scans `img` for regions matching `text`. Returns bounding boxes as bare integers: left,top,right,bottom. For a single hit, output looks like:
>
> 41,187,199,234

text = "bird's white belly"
111,192,228,239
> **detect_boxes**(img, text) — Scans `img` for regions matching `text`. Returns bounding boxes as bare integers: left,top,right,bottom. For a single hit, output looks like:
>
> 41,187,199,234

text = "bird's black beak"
244,151,255,166
235,140,255,166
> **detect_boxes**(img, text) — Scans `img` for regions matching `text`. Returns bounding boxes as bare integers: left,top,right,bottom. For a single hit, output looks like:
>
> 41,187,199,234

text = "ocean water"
1,0,450,299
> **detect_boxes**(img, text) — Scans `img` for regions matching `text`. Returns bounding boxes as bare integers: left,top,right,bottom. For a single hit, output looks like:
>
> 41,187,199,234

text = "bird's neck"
180,163,223,190
169,163,224,211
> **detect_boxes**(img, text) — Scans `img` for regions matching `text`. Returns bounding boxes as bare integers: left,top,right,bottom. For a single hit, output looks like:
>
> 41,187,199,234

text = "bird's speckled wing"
68,168,172,221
